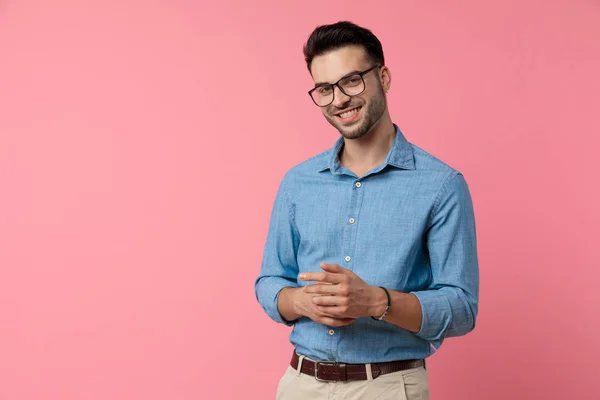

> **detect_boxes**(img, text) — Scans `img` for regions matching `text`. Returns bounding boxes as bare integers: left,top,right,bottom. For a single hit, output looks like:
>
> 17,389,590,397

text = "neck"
340,114,396,174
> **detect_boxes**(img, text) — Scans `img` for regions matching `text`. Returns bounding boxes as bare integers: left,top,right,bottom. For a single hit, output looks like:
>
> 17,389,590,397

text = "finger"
303,283,339,295
319,316,356,327
318,306,351,316
299,272,344,284
315,304,351,320
320,262,346,273
314,305,344,319
321,263,355,283
316,304,349,317
312,295,346,306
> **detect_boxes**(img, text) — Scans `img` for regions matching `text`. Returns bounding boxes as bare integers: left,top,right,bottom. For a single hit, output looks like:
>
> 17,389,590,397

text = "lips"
334,106,362,124
339,108,359,118
335,106,361,117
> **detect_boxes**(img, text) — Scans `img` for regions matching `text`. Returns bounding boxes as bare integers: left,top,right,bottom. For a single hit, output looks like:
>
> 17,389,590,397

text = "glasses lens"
310,74,367,106
312,85,334,106
339,74,365,96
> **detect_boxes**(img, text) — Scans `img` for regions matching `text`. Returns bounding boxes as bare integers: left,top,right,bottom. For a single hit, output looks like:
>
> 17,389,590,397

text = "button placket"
343,181,362,268
331,179,365,359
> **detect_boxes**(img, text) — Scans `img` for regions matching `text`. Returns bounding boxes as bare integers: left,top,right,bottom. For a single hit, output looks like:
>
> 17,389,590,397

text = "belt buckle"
314,361,337,382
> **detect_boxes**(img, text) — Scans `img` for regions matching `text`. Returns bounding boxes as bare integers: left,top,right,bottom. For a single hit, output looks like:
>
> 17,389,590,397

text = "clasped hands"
295,262,386,327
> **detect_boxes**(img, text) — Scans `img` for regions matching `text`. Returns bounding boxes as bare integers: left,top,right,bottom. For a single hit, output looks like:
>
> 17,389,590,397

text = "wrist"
369,286,389,317
288,287,305,319
279,287,303,321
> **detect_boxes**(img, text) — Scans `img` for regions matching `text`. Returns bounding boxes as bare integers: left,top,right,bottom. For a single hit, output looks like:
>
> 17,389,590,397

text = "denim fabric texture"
255,124,479,363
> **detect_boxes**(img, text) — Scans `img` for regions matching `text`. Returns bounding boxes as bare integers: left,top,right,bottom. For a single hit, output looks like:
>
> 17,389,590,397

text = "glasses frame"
308,65,380,107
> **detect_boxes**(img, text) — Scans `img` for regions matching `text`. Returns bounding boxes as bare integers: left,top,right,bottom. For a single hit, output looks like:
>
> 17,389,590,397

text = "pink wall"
1,0,599,398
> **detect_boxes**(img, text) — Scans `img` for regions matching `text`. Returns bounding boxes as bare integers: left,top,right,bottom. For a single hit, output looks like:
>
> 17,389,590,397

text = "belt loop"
296,354,305,377
365,363,373,381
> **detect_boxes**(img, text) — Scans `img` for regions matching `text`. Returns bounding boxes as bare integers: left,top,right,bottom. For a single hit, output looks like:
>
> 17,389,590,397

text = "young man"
254,21,479,399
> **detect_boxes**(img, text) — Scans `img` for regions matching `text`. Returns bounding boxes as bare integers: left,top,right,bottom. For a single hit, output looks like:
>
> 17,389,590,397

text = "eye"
317,86,333,95
342,76,362,86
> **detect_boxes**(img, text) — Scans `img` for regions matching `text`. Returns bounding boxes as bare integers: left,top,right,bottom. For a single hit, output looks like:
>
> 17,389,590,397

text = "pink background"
1,0,599,398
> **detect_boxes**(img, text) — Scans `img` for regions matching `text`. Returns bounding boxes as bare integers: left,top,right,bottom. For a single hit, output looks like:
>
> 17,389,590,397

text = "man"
254,21,479,400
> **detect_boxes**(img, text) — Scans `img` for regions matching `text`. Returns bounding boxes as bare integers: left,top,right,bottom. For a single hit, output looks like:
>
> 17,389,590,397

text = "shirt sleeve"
411,171,480,344
254,173,300,326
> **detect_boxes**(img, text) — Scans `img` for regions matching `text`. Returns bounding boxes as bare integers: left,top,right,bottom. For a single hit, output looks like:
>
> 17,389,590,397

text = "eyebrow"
313,70,362,88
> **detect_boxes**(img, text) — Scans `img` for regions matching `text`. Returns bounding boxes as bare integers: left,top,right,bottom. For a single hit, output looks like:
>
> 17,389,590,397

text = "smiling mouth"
335,106,362,119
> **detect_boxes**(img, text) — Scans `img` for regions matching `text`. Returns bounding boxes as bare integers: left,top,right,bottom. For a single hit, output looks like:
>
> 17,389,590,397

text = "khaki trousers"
276,355,430,400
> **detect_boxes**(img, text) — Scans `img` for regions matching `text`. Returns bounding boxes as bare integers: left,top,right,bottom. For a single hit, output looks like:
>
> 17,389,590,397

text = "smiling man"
254,21,479,400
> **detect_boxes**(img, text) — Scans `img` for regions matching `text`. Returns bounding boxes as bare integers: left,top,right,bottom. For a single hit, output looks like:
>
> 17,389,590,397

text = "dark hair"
303,21,385,73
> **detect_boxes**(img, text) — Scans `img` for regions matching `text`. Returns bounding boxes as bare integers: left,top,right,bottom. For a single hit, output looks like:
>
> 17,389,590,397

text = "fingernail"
299,273,306,280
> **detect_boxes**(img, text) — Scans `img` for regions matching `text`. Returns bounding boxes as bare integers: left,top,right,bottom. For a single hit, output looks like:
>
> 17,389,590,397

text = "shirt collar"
318,124,415,173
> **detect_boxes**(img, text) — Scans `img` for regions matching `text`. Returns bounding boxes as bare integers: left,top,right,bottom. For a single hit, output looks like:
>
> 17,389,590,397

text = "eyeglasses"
308,65,380,107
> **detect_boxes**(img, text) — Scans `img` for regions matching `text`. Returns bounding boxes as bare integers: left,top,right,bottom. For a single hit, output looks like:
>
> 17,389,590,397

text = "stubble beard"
325,87,387,140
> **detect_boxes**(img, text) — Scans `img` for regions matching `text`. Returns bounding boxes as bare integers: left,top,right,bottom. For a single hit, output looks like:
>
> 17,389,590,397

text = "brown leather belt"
291,351,425,382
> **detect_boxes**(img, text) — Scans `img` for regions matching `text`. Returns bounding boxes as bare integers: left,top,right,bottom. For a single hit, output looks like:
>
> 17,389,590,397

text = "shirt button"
329,329,335,335
355,182,362,188
345,256,351,262
349,218,355,224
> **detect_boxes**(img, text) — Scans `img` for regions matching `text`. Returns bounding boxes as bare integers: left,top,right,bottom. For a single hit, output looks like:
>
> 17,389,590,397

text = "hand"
299,263,385,320
292,286,357,327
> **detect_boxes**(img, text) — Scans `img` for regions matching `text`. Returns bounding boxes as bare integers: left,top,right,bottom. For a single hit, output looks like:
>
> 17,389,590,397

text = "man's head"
303,21,391,140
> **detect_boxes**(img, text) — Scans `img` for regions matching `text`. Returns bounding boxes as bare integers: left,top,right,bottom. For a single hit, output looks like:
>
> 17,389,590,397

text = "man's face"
310,46,387,140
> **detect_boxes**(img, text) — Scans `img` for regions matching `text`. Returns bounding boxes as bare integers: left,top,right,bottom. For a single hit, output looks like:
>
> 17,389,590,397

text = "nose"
332,85,351,108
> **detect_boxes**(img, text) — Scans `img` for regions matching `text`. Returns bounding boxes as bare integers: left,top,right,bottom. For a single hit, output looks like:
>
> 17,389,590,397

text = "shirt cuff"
256,277,298,326
411,290,452,342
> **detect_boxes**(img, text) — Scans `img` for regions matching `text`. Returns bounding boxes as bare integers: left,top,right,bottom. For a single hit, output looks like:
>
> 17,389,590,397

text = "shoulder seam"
288,148,331,171
410,144,455,171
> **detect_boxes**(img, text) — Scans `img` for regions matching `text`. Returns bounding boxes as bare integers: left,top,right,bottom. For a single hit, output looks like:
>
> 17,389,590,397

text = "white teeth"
339,108,359,119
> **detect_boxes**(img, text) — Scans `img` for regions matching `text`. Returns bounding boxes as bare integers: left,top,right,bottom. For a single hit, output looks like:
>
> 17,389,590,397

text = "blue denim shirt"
254,125,479,363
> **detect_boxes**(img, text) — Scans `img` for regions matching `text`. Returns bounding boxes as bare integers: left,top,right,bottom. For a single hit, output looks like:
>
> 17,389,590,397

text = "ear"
380,65,392,93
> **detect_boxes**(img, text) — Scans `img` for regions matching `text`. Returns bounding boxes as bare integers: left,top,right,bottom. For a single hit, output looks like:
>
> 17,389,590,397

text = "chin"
340,128,367,140
325,111,371,139
338,122,370,140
